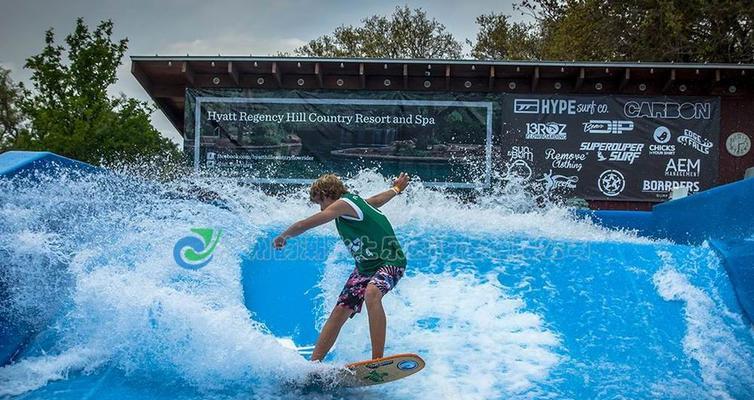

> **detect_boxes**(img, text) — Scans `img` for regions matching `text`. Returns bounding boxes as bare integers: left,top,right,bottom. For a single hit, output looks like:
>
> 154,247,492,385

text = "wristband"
391,186,402,194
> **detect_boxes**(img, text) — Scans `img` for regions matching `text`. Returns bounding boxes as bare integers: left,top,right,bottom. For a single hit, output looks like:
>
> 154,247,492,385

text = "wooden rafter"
619,68,630,92
575,68,585,91
272,62,282,87
181,62,195,86
228,62,240,86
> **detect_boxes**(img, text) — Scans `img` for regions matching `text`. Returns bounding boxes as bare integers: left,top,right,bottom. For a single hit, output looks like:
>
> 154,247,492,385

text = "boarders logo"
536,170,579,192
526,122,567,140
598,169,626,197
544,148,586,171
580,142,644,164
642,180,700,194
665,158,700,177
624,101,712,120
507,146,534,161
583,120,634,134
677,129,714,154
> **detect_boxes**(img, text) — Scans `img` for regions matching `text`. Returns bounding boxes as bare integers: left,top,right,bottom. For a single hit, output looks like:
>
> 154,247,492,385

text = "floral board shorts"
337,265,405,317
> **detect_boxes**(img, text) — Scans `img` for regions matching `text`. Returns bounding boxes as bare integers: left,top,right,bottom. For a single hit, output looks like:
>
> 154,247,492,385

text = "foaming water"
0,168,752,399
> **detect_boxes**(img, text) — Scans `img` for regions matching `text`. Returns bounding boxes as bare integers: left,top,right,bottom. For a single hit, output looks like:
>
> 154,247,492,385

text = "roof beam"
488,66,495,90
662,69,676,93
531,67,540,92
272,62,282,87
575,68,585,91
445,65,451,89
228,62,240,86
359,63,365,89
151,85,186,98
708,69,721,92
131,62,152,92
315,62,323,88
619,68,630,92
181,62,195,86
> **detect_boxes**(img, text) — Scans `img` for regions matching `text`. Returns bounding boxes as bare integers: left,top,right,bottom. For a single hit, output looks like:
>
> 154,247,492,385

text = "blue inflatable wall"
585,179,754,322
0,151,101,365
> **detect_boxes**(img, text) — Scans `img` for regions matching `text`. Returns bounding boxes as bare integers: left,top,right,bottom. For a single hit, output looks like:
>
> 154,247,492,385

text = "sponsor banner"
184,90,719,201
503,95,719,201
185,89,499,187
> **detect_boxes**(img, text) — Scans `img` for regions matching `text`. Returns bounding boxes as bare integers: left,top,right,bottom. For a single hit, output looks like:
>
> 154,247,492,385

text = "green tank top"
335,192,407,275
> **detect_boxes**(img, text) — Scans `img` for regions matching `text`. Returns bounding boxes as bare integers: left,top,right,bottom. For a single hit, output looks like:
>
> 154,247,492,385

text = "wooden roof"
130,56,754,135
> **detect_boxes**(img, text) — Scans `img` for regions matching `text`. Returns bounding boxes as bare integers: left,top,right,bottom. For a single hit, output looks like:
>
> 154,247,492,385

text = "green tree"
468,13,541,60
15,18,179,165
471,0,754,63
296,6,463,59
0,66,27,150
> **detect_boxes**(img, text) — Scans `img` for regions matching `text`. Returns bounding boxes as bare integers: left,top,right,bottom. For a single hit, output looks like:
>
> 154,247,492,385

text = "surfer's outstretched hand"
392,172,410,193
273,235,286,249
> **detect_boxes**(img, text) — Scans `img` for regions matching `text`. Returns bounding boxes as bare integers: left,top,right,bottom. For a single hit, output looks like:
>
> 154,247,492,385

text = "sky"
0,0,522,144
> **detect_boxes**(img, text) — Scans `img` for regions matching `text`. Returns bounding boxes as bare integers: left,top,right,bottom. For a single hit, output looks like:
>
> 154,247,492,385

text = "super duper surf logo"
173,228,223,270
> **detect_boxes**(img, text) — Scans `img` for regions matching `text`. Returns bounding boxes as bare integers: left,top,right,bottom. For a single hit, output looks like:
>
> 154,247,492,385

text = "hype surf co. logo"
173,228,223,270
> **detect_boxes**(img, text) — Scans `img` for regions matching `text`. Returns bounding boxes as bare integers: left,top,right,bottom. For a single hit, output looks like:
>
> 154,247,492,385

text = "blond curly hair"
309,174,347,201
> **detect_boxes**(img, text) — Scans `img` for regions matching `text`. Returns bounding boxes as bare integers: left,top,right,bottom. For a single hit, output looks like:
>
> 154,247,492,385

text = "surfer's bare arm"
366,172,410,208
273,200,353,248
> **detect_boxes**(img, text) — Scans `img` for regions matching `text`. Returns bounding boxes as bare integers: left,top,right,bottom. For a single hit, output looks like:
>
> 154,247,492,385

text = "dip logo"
173,228,223,270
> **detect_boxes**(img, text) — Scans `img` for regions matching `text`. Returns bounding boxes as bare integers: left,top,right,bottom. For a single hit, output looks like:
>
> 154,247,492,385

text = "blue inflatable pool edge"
0,150,100,179
1,150,753,369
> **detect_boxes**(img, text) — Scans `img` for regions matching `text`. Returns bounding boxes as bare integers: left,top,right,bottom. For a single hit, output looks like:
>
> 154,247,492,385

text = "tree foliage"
295,6,463,59
0,66,27,150
471,0,754,63
469,13,540,60
13,18,179,165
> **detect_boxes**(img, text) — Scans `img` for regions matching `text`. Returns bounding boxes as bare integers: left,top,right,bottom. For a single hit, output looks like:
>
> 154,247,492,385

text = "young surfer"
273,173,409,361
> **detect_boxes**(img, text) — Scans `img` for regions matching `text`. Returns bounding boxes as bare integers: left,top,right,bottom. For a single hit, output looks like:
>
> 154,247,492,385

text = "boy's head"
309,174,347,209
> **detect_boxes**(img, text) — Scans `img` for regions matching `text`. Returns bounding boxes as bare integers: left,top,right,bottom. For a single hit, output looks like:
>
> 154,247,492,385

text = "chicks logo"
173,228,223,270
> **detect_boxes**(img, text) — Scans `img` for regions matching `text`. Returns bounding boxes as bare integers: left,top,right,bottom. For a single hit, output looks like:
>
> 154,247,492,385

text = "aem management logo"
173,228,223,270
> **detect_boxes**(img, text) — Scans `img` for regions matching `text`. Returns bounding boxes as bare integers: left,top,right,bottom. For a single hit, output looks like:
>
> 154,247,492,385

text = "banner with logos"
185,90,720,201
185,89,500,188
501,95,720,201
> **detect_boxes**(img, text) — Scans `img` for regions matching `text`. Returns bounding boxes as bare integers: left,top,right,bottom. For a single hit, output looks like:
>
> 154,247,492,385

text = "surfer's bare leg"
364,283,386,359
311,304,352,361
